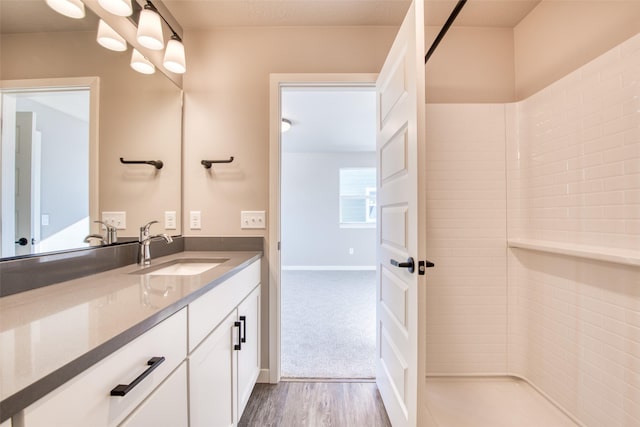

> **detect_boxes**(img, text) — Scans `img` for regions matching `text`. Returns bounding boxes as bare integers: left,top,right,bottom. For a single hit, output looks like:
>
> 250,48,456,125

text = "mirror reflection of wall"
0,0,183,260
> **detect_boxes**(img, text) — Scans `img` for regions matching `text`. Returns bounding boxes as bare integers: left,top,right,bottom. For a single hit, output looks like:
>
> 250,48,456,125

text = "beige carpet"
281,270,376,379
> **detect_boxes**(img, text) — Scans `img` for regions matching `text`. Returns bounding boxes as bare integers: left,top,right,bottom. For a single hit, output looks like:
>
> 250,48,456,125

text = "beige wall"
1,31,183,238
425,26,515,103
514,0,640,99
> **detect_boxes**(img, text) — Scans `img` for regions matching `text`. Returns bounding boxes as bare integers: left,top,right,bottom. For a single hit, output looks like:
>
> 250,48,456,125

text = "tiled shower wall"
507,33,640,426
426,33,639,426
425,104,508,374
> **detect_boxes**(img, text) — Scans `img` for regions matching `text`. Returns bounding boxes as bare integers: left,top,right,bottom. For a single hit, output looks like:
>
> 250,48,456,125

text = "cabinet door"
236,285,261,418
189,310,237,427
0,418,11,427
119,362,188,427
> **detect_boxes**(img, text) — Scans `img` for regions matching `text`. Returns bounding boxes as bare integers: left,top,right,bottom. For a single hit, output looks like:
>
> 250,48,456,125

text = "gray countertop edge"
0,251,262,422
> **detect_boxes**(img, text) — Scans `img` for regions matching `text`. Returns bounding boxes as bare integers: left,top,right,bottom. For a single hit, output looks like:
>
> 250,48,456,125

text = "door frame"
268,73,378,383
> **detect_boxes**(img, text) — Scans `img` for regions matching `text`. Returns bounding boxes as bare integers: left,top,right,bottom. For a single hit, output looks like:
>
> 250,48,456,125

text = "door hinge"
277,241,281,251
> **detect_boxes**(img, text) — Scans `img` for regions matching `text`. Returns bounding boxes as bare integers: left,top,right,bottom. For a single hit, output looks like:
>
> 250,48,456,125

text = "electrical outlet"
190,211,201,230
240,211,266,229
165,211,177,230
102,211,126,230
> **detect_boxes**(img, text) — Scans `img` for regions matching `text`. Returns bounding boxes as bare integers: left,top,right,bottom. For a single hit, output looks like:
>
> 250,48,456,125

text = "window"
339,168,376,227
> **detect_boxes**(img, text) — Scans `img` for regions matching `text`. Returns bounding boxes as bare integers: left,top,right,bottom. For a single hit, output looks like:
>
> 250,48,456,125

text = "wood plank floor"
238,381,392,427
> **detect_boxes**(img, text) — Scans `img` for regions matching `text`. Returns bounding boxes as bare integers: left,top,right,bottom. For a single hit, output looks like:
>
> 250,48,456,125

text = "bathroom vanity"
0,249,261,427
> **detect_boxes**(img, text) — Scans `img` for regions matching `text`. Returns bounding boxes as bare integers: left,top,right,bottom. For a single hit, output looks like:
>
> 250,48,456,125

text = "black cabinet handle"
234,321,242,350
390,257,415,273
110,356,165,396
239,316,247,343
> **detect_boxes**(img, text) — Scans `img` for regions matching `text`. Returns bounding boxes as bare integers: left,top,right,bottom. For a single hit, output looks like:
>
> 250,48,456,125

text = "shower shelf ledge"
507,238,640,267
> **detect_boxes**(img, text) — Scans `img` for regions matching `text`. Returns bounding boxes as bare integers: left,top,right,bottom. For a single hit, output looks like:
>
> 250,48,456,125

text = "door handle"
390,257,415,273
418,260,435,275
15,237,28,246
110,356,165,396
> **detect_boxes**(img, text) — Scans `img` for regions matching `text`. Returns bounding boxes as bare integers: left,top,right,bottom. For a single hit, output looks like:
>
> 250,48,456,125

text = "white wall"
427,32,639,426
281,151,376,268
507,33,640,427
424,104,508,374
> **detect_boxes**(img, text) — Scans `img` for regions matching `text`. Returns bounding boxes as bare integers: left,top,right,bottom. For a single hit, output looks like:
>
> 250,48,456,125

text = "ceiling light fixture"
136,2,164,50
97,0,132,17
97,19,127,52
163,34,186,74
281,118,292,133
130,49,156,74
45,0,85,19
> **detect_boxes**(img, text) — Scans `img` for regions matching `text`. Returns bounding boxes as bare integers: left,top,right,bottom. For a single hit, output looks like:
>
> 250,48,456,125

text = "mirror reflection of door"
14,112,42,256
0,87,90,258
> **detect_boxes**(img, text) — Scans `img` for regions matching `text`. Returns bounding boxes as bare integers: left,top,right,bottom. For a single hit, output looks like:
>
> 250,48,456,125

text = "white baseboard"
257,369,271,383
281,265,376,271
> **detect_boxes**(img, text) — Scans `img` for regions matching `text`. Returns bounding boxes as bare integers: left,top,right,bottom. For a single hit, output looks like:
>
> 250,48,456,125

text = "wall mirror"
0,0,183,259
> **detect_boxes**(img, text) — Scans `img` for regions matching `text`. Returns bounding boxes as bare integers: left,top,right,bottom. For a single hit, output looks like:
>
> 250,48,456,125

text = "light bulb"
130,49,155,74
137,6,164,50
163,36,186,74
45,0,85,19
97,20,127,52
97,0,132,17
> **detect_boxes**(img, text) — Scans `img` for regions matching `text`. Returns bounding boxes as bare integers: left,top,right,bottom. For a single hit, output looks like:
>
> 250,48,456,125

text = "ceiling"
0,0,541,35
282,87,376,153
164,0,541,29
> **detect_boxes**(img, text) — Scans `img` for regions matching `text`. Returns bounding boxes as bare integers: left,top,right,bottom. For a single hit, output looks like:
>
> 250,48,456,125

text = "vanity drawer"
23,309,187,427
188,259,260,352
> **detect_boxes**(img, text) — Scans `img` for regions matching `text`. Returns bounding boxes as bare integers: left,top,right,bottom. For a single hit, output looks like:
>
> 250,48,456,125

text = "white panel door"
375,1,427,426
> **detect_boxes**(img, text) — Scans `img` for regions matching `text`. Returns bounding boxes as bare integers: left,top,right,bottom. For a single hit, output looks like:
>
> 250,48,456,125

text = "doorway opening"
279,85,377,379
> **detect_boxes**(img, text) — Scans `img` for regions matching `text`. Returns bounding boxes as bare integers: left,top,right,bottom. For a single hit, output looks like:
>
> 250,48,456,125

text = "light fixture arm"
144,0,182,41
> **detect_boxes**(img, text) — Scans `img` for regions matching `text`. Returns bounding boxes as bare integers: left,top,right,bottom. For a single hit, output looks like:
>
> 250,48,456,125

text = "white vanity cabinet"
22,309,187,427
188,259,261,427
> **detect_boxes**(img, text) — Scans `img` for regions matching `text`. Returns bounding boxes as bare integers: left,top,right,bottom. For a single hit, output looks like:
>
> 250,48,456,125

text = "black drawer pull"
110,356,165,397
234,321,242,350
240,316,247,343
390,257,415,273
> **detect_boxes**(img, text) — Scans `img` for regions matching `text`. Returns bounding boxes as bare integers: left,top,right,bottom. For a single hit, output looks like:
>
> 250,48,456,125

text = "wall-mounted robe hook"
120,158,164,170
201,157,234,169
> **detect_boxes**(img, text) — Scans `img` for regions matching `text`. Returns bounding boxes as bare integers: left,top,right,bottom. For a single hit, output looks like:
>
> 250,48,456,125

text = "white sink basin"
134,259,228,276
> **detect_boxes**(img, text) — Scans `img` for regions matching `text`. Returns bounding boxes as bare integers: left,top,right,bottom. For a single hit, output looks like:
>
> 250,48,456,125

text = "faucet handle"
141,220,159,233
94,220,116,231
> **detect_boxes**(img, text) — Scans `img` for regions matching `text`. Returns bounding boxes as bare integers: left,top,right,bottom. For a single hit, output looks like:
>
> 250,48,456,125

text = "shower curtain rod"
424,0,467,64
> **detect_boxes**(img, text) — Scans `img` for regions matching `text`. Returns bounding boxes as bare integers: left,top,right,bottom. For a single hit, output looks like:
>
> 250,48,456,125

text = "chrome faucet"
83,221,118,246
138,220,173,265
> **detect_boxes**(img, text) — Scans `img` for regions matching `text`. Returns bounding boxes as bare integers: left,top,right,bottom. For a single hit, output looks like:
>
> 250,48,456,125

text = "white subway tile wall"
427,32,639,426
425,104,508,374
508,33,640,426
508,33,640,250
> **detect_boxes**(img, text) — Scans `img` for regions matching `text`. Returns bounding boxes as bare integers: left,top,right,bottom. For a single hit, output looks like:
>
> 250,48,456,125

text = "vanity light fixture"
45,0,85,19
163,34,186,74
97,0,132,17
136,2,164,50
97,20,127,52
281,118,292,133
130,49,156,74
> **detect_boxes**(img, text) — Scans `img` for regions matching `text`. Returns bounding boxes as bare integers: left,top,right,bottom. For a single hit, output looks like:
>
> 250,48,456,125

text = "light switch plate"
241,211,266,229
102,211,126,230
165,211,177,230
190,211,201,230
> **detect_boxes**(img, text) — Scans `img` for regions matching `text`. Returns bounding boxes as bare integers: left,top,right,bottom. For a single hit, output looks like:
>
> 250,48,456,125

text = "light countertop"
0,250,261,420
